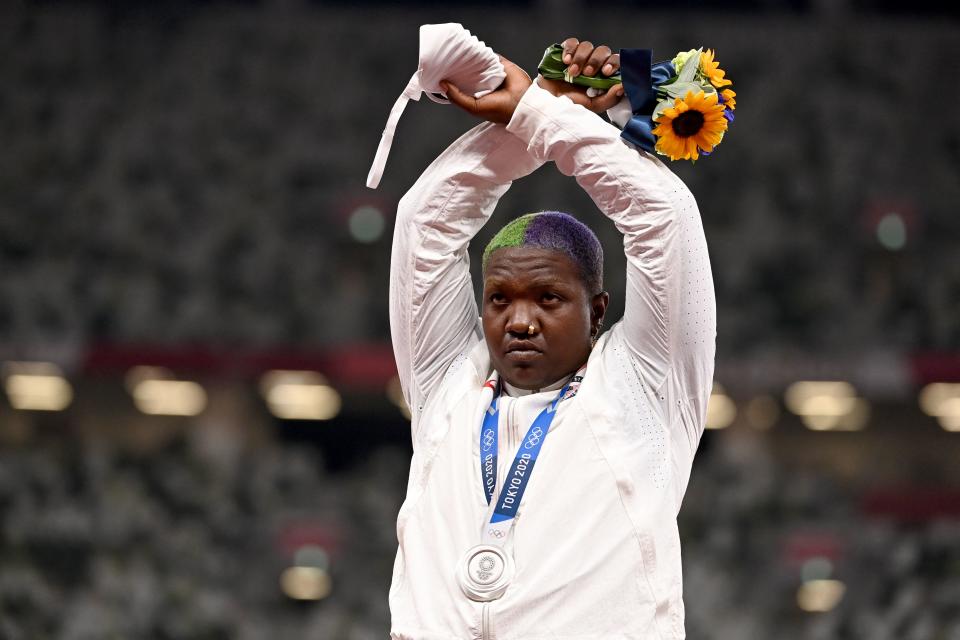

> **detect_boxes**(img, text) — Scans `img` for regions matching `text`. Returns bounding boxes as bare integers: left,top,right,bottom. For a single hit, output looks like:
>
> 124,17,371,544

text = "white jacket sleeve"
390,122,543,435
506,82,717,456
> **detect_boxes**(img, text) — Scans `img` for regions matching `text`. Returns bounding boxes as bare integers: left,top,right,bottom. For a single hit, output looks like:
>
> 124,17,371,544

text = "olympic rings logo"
482,429,495,448
487,528,506,538
524,426,544,449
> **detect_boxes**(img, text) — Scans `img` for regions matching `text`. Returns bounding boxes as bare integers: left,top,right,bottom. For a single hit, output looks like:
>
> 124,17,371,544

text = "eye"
488,293,507,304
540,292,561,303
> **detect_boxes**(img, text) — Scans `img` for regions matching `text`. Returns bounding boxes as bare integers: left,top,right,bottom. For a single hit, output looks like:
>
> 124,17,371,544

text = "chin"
498,362,550,390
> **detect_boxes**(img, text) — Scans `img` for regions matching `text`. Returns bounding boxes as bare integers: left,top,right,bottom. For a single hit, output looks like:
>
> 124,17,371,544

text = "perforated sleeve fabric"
506,81,717,464
389,122,543,441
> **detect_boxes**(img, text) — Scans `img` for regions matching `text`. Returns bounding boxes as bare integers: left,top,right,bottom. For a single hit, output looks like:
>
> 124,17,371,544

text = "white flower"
671,49,699,73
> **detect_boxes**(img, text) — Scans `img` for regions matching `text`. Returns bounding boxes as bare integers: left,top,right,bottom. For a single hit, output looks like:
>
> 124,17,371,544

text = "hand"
536,37,624,114
441,56,532,125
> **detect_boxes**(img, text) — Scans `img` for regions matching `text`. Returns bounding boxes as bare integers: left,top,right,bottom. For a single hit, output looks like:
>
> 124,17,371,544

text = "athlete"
388,38,716,639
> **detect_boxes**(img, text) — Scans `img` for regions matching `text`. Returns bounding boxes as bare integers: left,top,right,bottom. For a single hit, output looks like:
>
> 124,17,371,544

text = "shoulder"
412,341,491,443
572,323,671,429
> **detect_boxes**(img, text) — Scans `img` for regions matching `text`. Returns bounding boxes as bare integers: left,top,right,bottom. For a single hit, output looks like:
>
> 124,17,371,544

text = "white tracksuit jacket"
388,81,716,640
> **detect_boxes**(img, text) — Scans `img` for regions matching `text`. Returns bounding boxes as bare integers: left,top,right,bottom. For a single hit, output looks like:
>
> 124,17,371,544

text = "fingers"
440,56,532,125
537,75,590,109
583,45,612,77
566,40,594,77
440,80,478,115
601,53,620,77
561,38,620,78
561,37,579,65
538,74,626,116
590,84,625,113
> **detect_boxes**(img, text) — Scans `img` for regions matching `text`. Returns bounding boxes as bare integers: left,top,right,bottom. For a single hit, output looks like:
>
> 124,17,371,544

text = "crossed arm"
390,42,716,451
389,123,542,428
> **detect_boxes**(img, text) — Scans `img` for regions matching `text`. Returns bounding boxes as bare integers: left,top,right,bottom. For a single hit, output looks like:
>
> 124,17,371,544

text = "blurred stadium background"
1,0,959,638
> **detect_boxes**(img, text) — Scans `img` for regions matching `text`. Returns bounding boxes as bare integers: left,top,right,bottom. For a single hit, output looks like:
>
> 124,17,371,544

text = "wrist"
505,81,554,143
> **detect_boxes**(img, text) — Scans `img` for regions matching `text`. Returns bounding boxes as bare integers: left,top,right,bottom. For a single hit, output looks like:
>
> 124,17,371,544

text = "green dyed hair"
482,211,604,293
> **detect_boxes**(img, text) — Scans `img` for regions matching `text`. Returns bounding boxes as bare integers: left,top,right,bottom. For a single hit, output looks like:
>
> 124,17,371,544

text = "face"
482,247,608,390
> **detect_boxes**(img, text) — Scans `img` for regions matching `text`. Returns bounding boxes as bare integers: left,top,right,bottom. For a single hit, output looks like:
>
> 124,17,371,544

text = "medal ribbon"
478,369,584,544
619,48,676,154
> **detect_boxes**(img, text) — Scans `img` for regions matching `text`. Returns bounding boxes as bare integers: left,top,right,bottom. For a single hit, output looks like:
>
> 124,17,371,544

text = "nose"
505,301,537,335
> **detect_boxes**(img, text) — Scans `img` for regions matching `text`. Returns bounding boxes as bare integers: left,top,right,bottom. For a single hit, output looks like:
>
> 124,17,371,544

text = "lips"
505,340,542,362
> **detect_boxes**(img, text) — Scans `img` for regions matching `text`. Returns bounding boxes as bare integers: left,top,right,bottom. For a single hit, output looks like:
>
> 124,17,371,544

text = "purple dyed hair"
482,211,604,293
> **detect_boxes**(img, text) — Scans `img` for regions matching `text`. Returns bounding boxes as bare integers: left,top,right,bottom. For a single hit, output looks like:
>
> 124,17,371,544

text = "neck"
501,373,573,398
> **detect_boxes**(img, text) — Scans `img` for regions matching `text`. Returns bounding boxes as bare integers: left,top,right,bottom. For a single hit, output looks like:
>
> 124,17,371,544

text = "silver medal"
456,544,514,602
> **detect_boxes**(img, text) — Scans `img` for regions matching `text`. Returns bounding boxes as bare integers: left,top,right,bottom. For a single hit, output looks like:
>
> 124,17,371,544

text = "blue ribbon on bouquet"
618,49,676,153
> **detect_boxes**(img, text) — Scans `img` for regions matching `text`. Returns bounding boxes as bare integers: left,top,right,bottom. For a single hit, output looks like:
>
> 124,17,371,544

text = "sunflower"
652,91,728,161
720,88,736,111
700,49,732,89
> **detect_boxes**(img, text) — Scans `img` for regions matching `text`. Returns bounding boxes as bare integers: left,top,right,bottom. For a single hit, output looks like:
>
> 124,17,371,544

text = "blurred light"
800,399,869,432
936,399,960,432
705,383,736,430
348,205,385,243
786,381,868,431
745,395,780,430
132,380,207,416
5,376,73,412
260,370,341,421
939,415,960,432
919,382,960,416
2,362,72,411
917,383,960,432
386,375,411,420
124,365,175,393
802,414,841,431
293,545,329,570
785,381,856,416
799,394,857,417
280,566,332,601
876,212,906,250
800,556,834,583
797,579,846,613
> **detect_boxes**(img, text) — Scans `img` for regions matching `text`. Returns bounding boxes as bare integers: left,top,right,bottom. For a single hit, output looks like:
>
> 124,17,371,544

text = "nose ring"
527,324,537,336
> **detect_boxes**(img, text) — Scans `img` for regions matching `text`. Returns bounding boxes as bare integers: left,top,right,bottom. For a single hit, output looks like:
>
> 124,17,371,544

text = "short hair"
482,211,604,294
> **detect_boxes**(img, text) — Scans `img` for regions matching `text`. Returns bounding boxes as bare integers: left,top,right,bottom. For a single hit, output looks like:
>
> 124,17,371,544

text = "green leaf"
662,81,714,99
676,48,702,84
652,98,673,120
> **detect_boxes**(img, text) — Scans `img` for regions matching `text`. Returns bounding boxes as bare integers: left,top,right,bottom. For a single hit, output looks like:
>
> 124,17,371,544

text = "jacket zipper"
480,401,512,640
481,602,494,640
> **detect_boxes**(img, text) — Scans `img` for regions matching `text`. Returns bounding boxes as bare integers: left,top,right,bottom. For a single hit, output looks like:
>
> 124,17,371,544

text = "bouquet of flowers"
539,45,736,161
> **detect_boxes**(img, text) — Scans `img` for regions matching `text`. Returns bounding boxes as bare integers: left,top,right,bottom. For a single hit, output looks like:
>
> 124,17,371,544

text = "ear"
590,290,610,334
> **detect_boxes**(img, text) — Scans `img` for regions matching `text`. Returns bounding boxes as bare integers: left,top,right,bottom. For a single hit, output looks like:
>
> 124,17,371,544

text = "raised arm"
438,45,716,470
503,75,716,464
390,85,542,435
